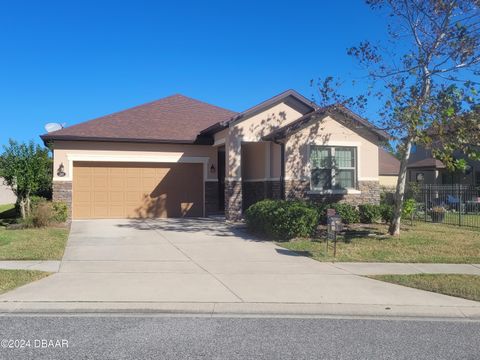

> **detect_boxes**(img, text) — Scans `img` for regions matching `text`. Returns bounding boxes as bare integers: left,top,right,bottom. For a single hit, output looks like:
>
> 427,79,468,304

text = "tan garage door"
72,162,204,219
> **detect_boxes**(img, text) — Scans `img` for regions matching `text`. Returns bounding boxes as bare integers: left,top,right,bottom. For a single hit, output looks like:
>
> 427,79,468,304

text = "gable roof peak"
41,93,236,144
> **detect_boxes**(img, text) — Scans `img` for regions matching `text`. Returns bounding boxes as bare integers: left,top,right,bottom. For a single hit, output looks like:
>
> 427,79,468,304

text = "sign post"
326,209,343,258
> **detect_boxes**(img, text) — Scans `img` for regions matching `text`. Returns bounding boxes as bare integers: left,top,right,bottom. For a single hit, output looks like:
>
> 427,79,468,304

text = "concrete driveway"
1,218,479,315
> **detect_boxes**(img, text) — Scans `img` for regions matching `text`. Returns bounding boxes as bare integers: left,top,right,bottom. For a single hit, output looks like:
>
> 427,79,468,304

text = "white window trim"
308,144,359,191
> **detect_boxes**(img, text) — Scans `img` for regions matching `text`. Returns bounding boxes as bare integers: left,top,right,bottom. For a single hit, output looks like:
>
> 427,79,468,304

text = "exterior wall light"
57,163,66,177
210,164,216,173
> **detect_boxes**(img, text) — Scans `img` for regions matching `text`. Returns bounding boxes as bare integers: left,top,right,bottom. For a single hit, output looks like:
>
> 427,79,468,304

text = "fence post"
458,184,462,227
424,184,428,223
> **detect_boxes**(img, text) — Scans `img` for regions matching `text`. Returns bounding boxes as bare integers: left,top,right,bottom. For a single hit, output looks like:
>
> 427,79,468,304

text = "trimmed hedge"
358,204,382,224
245,199,395,240
245,200,318,240
380,204,394,224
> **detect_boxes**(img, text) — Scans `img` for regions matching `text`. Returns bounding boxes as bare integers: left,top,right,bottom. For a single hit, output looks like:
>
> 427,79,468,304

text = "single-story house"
378,148,400,188
41,90,389,221
0,177,16,205
407,144,480,186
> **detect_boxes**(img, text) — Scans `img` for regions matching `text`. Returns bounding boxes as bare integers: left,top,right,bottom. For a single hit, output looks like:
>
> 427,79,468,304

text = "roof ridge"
167,93,237,115
43,94,236,137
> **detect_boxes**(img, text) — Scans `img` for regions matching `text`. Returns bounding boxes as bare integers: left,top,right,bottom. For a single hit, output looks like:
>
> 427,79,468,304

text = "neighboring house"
407,144,480,186
378,148,400,188
41,90,389,221
0,177,16,205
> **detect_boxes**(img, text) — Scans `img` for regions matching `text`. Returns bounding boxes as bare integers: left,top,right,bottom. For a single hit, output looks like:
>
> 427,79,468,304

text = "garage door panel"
109,191,125,203
125,177,140,189
73,162,203,219
93,192,108,202
109,177,125,189
109,205,125,218
93,207,109,218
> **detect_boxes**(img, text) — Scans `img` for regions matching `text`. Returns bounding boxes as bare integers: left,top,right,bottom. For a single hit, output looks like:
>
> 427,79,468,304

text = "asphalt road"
0,314,479,360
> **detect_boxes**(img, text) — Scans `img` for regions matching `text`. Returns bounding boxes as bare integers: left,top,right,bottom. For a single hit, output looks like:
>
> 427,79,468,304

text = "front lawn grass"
277,222,480,263
0,227,69,260
0,269,51,294
370,274,480,302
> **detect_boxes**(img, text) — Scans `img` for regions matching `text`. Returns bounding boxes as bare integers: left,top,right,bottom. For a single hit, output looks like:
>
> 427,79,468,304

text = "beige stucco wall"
284,115,379,181
226,102,303,179
270,142,282,179
241,142,269,180
52,141,218,182
379,175,398,188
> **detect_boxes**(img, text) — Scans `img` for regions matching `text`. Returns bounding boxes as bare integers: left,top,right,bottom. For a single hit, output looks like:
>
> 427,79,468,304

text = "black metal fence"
410,184,480,228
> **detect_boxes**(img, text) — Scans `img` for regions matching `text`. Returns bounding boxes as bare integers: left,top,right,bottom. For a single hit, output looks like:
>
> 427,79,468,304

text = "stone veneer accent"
285,180,380,206
204,181,220,215
225,180,242,221
52,181,72,219
242,180,282,211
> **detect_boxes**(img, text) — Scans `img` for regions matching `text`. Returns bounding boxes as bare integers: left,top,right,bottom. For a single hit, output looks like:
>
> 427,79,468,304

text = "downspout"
273,139,286,200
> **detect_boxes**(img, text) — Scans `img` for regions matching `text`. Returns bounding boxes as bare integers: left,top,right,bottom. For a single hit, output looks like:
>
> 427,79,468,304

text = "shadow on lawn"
0,206,18,227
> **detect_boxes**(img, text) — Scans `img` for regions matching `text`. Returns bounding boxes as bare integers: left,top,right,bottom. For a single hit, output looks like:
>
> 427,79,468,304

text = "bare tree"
314,0,480,235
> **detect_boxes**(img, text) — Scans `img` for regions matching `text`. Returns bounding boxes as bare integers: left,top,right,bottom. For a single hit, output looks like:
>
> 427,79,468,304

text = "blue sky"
0,0,388,146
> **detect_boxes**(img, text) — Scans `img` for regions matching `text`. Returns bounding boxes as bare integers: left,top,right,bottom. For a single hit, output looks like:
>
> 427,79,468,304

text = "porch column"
225,135,243,221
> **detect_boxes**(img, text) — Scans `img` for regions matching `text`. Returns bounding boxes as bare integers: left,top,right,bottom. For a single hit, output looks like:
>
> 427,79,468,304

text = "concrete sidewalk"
0,219,479,318
1,260,479,276
331,262,480,275
0,261,60,272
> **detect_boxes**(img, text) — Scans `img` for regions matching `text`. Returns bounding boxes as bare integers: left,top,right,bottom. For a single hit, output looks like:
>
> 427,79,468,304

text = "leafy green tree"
0,140,52,218
313,0,480,235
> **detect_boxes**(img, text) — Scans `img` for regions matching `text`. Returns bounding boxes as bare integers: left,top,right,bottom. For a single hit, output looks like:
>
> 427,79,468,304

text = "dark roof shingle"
41,94,237,143
379,148,401,175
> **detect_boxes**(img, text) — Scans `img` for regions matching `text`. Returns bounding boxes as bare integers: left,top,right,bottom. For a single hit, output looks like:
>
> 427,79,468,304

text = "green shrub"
244,199,277,235
245,200,319,240
305,202,360,224
329,203,360,224
30,195,47,209
402,198,416,219
358,204,381,224
380,204,394,224
380,190,395,205
306,202,329,224
52,201,68,223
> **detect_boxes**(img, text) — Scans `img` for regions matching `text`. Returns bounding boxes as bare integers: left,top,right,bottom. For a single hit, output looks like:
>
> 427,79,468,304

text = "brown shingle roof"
407,158,446,169
379,148,401,175
41,94,237,144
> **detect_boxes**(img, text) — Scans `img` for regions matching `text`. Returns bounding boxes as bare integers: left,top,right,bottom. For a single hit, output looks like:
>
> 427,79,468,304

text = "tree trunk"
388,138,413,236
25,195,31,217
19,197,26,219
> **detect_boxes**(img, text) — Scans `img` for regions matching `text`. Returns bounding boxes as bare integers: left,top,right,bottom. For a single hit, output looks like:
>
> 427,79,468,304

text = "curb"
0,302,479,319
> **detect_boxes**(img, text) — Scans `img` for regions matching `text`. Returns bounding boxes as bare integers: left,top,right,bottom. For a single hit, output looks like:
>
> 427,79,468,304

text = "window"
310,146,357,190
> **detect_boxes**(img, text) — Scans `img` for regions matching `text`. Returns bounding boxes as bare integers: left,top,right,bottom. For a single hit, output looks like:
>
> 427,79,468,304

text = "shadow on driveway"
116,218,263,242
